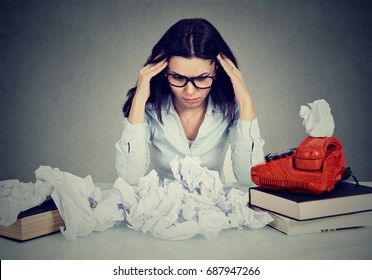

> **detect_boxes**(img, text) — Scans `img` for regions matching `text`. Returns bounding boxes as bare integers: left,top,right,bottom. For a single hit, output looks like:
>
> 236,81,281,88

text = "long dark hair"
123,18,238,124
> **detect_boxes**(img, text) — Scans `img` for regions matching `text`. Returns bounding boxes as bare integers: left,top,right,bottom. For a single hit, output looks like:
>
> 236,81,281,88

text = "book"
249,181,372,221
250,205,372,235
0,199,65,242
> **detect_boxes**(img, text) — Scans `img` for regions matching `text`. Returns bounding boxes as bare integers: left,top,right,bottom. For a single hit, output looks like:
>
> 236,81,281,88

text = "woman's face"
167,56,216,110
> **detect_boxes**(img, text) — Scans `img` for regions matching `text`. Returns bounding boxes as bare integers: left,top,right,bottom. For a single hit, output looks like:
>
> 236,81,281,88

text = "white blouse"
115,98,265,186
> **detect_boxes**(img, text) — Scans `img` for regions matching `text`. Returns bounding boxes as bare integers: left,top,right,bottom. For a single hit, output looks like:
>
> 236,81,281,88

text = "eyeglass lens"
167,74,214,89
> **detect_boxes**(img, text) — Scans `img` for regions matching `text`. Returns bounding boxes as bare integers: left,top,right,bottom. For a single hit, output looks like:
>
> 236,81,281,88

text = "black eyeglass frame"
164,72,217,89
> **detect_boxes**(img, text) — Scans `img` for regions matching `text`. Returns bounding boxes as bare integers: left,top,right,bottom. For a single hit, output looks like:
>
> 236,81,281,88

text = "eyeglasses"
165,72,216,89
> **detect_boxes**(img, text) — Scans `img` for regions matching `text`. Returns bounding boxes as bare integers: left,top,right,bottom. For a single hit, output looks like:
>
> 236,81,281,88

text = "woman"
116,18,265,186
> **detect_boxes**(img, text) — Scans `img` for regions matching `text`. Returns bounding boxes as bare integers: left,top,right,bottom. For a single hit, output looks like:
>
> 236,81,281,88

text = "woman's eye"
195,77,207,81
173,75,184,81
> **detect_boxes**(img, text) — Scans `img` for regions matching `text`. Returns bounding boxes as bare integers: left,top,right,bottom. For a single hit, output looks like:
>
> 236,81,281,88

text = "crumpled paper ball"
300,99,335,137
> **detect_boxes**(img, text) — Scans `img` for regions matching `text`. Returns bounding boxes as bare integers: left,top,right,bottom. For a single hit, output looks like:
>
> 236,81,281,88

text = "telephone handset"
251,136,345,194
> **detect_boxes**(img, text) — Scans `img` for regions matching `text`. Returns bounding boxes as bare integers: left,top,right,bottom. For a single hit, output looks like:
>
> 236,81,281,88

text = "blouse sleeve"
115,118,150,185
229,118,265,186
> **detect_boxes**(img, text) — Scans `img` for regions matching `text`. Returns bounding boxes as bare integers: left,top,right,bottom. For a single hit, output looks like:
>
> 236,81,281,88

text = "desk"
1,183,371,260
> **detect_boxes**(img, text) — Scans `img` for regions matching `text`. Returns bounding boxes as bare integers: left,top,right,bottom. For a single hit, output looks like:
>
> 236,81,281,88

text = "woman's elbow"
235,173,255,187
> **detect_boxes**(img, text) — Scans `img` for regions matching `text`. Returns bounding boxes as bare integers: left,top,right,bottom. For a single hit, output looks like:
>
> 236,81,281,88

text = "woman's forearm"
128,95,147,124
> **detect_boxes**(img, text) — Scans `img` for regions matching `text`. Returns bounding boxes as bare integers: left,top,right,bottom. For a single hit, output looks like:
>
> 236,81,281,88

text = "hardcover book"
250,205,372,235
248,181,372,221
0,199,65,242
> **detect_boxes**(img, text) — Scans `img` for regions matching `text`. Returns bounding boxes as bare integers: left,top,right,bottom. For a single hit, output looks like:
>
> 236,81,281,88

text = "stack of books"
0,199,65,242
249,181,372,235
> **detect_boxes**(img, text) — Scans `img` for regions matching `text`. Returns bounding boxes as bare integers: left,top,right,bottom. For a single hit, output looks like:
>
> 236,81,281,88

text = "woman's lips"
184,98,200,104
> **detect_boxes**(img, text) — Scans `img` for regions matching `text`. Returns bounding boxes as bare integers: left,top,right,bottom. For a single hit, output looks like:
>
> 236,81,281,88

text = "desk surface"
1,182,371,260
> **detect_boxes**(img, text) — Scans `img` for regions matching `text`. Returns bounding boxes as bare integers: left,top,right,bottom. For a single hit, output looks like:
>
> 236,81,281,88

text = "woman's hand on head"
135,59,168,103
216,54,256,120
128,59,168,124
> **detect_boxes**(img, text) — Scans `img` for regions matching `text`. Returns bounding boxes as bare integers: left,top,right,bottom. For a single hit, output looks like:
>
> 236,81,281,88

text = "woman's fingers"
144,58,168,72
217,54,243,81
216,54,231,72
216,53,251,104
135,59,168,102
152,59,168,75
140,59,168,82
218,54,235,69
142,59,168,74
217,54,241,79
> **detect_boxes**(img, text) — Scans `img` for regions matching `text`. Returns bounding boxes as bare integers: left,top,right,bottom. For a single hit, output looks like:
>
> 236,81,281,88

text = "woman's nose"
185,81,196,95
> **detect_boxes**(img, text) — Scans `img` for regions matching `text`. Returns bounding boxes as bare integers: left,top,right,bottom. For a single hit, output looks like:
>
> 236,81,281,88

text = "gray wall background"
1,0,371,183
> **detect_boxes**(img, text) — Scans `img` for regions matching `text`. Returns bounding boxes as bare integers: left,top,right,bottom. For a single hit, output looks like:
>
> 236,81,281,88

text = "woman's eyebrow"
168,71,211,77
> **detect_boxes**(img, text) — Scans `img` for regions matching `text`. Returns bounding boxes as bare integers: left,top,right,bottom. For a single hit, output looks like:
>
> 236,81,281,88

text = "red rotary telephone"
250,136,346,194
